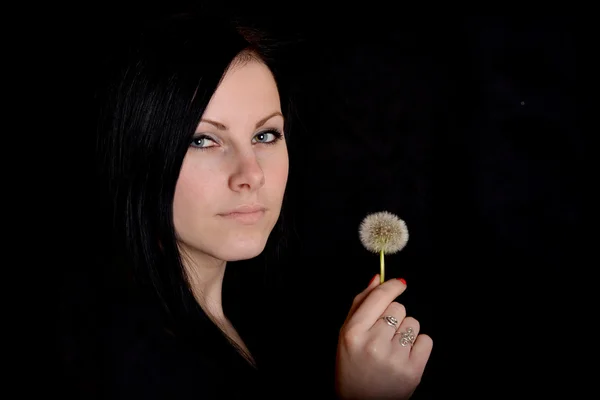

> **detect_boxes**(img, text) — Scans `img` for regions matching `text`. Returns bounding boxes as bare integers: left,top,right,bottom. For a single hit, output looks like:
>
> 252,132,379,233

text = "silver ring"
398,327,416,347
382,315,399,328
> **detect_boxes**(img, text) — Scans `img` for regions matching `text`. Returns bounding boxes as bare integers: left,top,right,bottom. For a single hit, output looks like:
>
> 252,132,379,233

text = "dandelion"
359,211,409,283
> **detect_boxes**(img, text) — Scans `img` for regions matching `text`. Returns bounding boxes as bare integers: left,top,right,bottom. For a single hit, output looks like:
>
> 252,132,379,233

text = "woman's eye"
190,135,217,149
253,130,282,144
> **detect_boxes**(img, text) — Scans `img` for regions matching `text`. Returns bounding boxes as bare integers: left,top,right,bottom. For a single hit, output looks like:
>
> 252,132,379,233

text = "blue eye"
253,129,283,145
190,135,217,149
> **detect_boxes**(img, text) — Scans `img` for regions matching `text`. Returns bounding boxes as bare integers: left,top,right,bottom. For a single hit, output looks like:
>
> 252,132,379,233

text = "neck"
181,247,228,320
179,245,256,367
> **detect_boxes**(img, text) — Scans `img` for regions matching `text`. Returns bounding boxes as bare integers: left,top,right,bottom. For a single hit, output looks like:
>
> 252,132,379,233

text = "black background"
247,14,582,398
49,10,583,399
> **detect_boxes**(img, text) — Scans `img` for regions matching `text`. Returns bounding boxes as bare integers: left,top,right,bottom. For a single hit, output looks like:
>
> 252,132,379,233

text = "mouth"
219,205,266,224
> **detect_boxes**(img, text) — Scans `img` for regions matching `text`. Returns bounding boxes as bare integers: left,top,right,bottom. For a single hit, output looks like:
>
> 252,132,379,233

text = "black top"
60,259,335,399
103,302,264,399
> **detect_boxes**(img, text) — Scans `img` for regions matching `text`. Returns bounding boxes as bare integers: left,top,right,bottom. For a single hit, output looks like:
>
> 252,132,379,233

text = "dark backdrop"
251,15,582,399
52,11,582,399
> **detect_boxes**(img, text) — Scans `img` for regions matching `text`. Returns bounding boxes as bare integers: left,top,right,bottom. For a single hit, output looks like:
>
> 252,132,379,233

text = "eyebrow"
200,111,283,131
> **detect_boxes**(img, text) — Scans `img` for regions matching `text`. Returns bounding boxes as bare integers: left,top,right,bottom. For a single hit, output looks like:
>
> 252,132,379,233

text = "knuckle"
403,316,420,331
364,339,385,361
387,301,406,316
341,327,362,348
368,285,392,303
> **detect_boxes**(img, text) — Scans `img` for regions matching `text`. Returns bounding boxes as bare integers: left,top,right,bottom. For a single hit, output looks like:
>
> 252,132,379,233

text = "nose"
228,152,265,192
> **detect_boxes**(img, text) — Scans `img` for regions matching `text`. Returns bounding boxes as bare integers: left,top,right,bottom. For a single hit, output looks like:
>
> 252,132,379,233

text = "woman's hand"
335,275,433,399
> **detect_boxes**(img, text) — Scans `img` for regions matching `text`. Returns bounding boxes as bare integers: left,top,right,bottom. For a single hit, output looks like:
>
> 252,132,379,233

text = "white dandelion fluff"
359,211,409,283
359,211,409,254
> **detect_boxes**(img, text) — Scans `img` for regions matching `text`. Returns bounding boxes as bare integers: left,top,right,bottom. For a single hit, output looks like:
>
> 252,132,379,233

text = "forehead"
203,60,281,117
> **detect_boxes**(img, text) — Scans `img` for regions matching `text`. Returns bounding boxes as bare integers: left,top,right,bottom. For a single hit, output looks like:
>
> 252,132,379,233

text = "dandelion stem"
380,249,385,284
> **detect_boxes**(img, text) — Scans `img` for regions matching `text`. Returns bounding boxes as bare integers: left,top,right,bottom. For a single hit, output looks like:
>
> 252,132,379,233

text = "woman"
90,12,432,399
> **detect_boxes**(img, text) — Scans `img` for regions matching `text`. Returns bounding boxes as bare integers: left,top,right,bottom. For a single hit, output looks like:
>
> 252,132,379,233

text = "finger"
344,275,380,326
368,301,407,339
393,316,420,348
409,333,433,375
345,274,380,321
346,278,407,331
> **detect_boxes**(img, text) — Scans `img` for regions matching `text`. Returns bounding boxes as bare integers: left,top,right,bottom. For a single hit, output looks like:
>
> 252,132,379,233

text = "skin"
172,56,433,397
173,58,288,359
336,275,433,399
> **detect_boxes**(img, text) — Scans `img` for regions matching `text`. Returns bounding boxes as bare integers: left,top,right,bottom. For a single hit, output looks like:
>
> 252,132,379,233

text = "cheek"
173,160,216,217
266,150,289,197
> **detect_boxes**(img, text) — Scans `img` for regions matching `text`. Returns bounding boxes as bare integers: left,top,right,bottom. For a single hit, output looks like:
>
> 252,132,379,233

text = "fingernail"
397,278,406,285
369,275,378,286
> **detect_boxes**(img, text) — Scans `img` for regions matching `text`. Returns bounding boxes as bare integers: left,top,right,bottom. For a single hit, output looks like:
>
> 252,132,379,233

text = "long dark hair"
93,12,294,347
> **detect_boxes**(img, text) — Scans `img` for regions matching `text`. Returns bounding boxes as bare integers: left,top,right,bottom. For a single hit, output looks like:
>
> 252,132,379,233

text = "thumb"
345,274,380,321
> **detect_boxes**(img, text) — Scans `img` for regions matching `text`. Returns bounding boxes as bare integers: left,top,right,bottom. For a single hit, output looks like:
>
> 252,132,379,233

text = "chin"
221,240,267,261
177,224,275,263
206,228,268,261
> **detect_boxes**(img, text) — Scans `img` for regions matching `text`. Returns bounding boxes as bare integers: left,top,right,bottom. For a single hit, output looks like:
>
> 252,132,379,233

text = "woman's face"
173,59,289,263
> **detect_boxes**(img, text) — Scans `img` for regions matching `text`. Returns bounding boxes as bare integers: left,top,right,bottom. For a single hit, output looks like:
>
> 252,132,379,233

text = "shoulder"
102,300,263,399
99,300,203,398
108,325,217,398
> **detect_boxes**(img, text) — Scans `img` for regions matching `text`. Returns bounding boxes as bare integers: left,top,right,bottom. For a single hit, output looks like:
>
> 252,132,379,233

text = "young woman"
88,12,432,399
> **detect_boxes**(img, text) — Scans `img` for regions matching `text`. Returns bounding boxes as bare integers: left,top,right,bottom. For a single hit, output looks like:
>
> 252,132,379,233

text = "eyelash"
190,129,283,151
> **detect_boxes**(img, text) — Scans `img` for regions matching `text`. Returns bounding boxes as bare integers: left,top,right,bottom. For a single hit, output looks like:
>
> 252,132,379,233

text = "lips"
219,204,266,224
222,204,266,215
